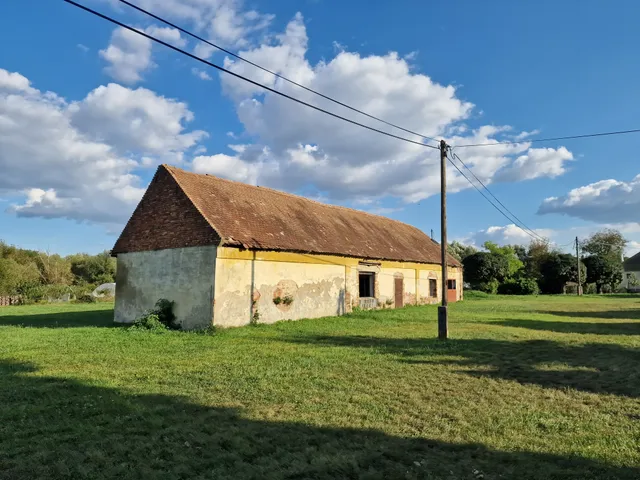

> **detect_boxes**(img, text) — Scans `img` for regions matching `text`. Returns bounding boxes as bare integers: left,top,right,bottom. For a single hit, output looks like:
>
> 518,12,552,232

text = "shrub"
498,278,539,295
153,299,178,329
273,296,282,305
15,282,45,304
76,293,97,304
584,283,597,295
130,313,168,333
464,290,492,300
476,279,499,294
129,298,177,331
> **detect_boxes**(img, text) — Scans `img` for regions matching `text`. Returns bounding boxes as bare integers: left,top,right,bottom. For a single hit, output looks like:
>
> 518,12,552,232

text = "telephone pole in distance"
576,236,582,296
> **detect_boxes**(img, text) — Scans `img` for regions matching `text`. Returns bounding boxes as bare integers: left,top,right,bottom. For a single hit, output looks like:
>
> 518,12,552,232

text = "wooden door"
394,277,404,307
447,279,458,303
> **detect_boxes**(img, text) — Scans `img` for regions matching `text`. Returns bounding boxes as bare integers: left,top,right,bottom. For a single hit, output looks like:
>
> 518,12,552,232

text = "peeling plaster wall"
114,246,216,329
214,253,346,327
417,267,463,304
378,267,416,306
212,247,462,327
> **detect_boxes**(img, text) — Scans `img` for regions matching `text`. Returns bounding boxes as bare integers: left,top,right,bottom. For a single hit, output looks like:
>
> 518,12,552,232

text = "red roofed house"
112,165,462,329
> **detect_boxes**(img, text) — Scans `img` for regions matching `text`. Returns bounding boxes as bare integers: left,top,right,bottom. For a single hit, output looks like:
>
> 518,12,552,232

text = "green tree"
511,244,528,263
581,229,626,258
35,253,73,285
581,229,626,293
463,252,509,291
583,255,623,294
523,240,552,284
69,251,116,285
539,252,586,294
448,241,478,262
0,258,41,295
483,241,524,279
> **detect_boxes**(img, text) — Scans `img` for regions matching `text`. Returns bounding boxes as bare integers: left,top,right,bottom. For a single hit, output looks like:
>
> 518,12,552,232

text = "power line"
449,150,547,242
454,128,640,148
445,150,544,243
117,0,441,147
64,0,439,151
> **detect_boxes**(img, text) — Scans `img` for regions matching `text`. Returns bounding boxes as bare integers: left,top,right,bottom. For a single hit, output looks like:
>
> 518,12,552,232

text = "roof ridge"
163,164,429,232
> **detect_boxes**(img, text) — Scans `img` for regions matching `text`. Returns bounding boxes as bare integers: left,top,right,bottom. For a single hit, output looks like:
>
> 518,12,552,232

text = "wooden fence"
0,296,21,307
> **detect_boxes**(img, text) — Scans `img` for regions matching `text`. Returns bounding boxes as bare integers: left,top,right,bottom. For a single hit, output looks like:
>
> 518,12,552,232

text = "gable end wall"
112,167,220,254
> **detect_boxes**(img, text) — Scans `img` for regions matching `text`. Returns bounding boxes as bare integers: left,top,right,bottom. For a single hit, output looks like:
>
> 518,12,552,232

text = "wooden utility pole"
576,236,582,296
438,140,449,340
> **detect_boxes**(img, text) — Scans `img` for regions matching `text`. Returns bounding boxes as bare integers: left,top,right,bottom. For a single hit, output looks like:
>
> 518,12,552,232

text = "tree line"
0,241,116,302
449,229,635,295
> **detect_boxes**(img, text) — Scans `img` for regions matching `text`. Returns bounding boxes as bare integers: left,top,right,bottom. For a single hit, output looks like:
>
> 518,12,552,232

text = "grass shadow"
0,359,637,479
494,319,640,335
284,335,640,398
0,309,117,328
539,310,640,320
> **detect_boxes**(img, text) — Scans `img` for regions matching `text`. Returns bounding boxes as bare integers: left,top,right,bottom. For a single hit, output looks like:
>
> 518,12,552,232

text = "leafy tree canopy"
483,241,523,278
448,241,478,262
539,252,586,294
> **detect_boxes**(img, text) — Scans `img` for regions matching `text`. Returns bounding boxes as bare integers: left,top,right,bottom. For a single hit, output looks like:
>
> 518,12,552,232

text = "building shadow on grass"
0,309,117,328
284,335,640,399
494,319,640,335
0,360,637,480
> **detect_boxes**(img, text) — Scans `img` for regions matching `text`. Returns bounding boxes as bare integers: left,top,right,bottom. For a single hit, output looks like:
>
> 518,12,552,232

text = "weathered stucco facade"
114,246,217,329
114,246,463,329
212,247,462,327
111,165,463,329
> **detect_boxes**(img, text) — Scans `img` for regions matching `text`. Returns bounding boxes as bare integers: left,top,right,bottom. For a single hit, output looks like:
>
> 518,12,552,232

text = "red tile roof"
114,164,460,266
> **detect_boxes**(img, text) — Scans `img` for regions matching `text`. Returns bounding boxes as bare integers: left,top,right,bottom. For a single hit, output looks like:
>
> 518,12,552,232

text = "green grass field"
1,295,639,479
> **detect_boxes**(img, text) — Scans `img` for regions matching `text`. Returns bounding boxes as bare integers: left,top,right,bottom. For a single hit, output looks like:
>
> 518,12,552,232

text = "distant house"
621,252,640,291
111,165,462,329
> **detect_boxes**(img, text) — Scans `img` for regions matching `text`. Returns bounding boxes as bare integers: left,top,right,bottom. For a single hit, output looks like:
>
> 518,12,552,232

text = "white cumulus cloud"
193,13,576,205
192,68,213,81
0,68,203,225
99,25,186,84
119,0,273,51
68,83,206,162
538,175,640,223
495,147,574,182
466,224,555,247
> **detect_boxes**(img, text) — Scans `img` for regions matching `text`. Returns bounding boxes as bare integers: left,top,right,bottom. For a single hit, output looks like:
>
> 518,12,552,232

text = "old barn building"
112,165,463,329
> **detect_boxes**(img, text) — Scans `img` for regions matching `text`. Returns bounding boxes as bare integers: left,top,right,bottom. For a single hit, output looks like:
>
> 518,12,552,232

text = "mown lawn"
0,295,639,479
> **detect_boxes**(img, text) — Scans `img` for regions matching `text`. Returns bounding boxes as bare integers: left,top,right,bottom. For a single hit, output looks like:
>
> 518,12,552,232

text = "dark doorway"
359,273,374,298
394,277,404,307
429,279,437,298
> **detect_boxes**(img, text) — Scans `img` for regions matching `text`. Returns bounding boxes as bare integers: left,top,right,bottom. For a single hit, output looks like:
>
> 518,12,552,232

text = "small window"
359,273,374,298
447,279,457,290
429,278,437,297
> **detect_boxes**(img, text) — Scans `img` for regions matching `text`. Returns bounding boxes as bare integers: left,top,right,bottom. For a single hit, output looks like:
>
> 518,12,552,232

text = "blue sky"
1,0,639,255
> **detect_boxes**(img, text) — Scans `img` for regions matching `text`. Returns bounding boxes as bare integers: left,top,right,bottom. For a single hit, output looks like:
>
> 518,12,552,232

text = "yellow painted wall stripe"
217,247,461,273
